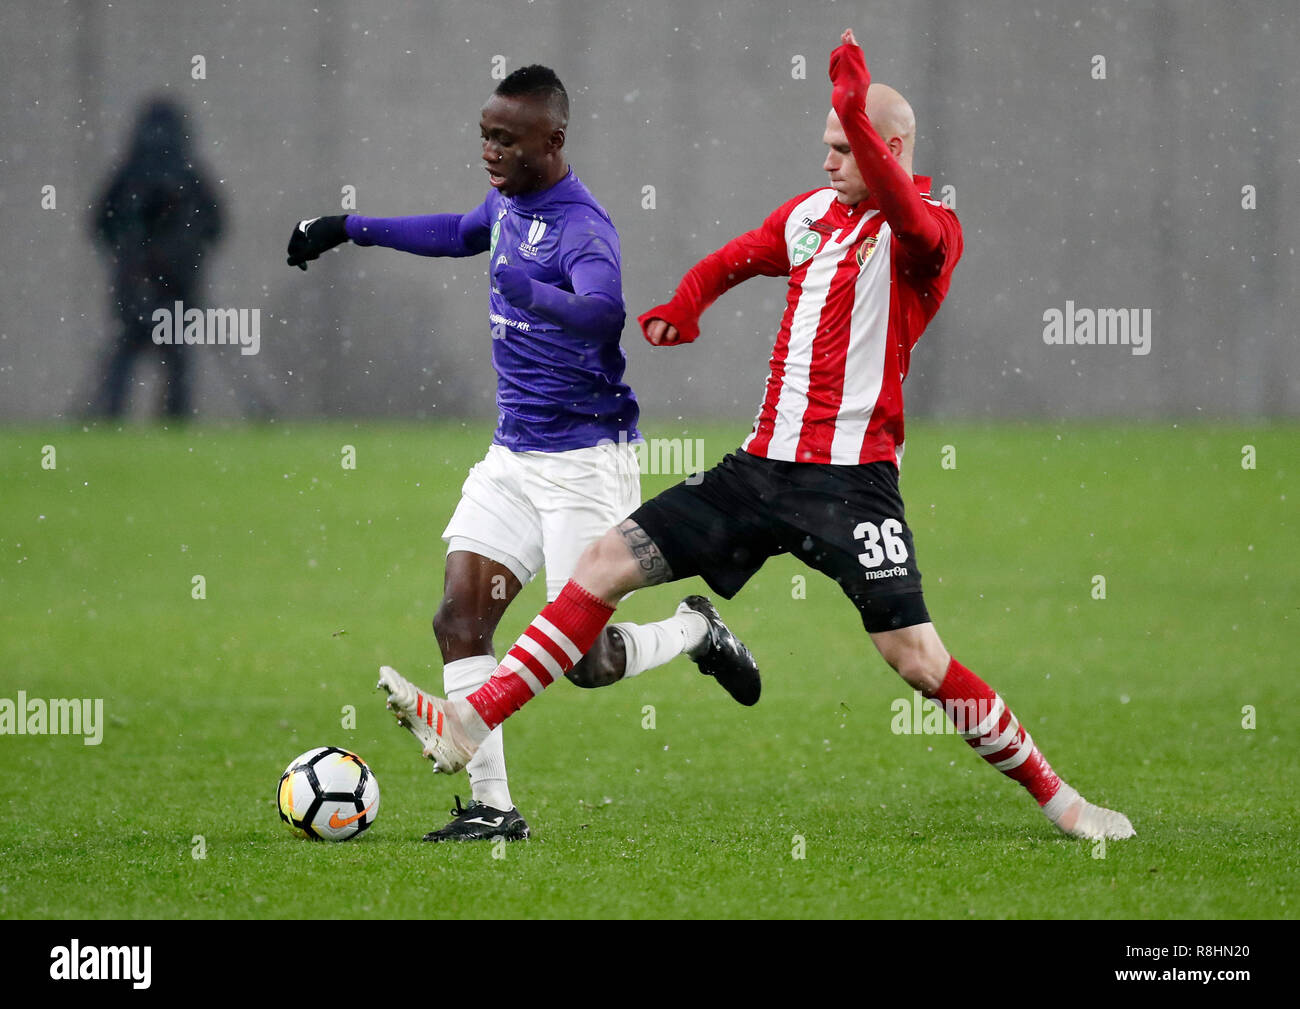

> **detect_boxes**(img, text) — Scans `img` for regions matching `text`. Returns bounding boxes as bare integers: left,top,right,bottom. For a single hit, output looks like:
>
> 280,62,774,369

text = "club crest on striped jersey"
790,231,822,267
518,217,548,257
856,235,879,268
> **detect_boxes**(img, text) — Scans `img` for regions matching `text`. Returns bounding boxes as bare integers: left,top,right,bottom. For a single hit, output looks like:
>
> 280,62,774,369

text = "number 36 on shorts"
854,519,909,569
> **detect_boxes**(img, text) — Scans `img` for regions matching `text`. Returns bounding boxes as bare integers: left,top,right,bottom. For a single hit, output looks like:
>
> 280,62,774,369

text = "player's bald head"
864,83,915,153
823,82,917,184
822,82,918,204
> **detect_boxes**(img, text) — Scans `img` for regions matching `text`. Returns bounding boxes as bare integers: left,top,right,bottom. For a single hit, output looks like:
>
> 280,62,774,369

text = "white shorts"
442,441,642,600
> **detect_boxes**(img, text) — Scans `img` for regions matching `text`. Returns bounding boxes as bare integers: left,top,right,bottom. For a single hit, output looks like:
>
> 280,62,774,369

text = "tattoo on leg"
618,519,673,586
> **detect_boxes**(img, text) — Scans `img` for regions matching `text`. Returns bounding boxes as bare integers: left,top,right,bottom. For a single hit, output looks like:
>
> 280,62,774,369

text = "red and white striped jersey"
644,177,961,468
740,178,961,466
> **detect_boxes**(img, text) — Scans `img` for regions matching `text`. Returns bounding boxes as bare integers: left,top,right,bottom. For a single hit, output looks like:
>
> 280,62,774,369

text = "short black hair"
495,64,569,129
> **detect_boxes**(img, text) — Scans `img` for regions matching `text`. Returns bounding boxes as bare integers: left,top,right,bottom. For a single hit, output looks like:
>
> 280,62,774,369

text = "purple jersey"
347,170,640,452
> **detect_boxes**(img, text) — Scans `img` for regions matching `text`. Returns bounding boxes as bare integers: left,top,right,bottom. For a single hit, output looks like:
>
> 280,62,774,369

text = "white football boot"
1042,783,1136,840
376,665,486,774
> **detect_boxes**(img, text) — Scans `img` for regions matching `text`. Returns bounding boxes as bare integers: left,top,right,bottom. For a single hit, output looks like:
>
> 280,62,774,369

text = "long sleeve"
492,214,626,342
516,244,625,342
637,199,794,343
346,199,491,257
828,42,943,261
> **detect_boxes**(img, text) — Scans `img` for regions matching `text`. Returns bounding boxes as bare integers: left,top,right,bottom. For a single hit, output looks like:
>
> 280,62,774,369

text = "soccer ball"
276,746,380,841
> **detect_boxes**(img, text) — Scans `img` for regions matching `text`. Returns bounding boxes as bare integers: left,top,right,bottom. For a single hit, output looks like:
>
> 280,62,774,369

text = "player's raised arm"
637,206,792,346
285,201,492,270
827,29,943,260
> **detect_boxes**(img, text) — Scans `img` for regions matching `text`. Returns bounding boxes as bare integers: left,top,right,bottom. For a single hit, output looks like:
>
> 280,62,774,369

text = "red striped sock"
466,580,615,729
926,657,1062,805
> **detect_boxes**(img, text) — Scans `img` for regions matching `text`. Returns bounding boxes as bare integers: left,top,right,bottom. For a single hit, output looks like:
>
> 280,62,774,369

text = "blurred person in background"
88,98,223,419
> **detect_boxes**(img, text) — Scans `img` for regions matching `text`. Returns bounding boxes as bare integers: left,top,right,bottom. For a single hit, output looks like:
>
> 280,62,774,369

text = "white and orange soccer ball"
276,746,380,841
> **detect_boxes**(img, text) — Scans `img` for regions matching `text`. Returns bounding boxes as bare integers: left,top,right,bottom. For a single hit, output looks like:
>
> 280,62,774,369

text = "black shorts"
631,449,929,633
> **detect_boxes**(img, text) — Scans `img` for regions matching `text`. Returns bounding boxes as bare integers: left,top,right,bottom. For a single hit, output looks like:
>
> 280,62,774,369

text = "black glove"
286,215,349,270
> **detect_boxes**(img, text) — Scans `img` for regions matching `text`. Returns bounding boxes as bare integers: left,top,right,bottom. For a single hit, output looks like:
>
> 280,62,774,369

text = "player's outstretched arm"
828,29,942,259
287,203,493,271
638,215,790,346
345,207,491,258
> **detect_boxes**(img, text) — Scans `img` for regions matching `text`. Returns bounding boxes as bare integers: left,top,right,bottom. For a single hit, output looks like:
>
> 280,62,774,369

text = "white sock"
1040,781,1136,840
611,611,710,679
444,655,513,811
1041,782,1082,827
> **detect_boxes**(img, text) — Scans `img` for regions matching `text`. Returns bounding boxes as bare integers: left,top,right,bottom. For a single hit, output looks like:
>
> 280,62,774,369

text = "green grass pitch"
1,420,1295,919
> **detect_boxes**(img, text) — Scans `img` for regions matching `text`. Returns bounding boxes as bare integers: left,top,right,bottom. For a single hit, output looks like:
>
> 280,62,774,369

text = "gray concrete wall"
1,0,1296,422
